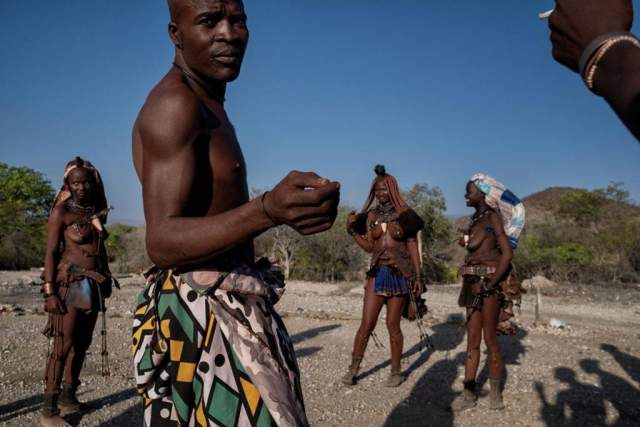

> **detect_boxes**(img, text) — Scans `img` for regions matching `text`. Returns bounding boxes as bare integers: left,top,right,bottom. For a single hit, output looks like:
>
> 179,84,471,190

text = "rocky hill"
522,186,640,227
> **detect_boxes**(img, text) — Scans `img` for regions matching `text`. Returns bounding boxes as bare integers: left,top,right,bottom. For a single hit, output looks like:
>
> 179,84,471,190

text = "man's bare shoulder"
135,72,203,152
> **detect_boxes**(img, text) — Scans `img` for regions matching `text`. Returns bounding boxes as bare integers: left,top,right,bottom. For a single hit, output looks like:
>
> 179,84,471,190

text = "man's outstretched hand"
549,0,633,72
264,171,340,235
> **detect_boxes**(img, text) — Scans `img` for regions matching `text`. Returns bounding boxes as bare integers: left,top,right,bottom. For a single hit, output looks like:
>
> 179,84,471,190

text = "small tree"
0,163,55,269
105,224,151,274
403,183,454,283
288,207,365,282
604,181,631,204
268,225,300,279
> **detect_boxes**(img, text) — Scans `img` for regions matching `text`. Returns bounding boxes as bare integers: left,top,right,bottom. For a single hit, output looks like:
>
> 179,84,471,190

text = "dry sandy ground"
0,271,639,426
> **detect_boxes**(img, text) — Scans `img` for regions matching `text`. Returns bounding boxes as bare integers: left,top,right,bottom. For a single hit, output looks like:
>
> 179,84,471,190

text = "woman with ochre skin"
40,158,112,427
342,165,424,387
451,176,525,412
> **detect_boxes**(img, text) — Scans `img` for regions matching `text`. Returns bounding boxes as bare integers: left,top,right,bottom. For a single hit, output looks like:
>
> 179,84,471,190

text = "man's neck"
173,57,226,105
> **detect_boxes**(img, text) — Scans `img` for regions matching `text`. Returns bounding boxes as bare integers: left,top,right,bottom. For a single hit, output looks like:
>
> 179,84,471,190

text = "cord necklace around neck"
67,198,95,216
376,203,396,223
470,207,491,228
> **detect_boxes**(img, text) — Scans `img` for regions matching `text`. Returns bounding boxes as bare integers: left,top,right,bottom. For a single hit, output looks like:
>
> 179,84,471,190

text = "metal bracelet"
42,282,55,295
584,35,640,94
260,192,278,225
579,31,631,78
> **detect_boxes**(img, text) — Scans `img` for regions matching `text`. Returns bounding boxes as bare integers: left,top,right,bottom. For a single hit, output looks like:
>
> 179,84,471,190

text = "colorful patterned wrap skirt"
132,263,308,427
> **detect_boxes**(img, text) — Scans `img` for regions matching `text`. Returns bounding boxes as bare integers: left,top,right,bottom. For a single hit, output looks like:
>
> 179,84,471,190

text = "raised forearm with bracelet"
580,32,640,94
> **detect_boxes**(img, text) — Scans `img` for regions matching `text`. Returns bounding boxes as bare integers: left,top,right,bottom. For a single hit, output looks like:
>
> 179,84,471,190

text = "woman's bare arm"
43,206,64,285
486,212,513,288
350,212,374,253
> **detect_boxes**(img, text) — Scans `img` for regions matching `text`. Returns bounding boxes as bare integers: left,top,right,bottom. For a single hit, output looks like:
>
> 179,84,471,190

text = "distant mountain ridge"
522,186,640,226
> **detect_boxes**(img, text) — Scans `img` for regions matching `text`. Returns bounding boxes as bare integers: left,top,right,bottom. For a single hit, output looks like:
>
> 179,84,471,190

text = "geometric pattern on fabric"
132,271,276,427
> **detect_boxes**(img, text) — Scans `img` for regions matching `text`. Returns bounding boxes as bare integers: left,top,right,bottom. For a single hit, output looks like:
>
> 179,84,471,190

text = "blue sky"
1,1,639,224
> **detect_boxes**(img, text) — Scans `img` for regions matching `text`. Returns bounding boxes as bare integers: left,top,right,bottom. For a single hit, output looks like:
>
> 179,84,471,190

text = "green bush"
514,234,592,281
629,241,640,274
558,190,605,224
0,163,55,269
403,184,454,283
543,242,592,266
106,224,150,274
106,224,137,262
276,207,366,282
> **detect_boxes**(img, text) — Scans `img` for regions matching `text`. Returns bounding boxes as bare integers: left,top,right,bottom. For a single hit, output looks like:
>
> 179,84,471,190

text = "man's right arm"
549,0,640,141
593,42,640,140
139,89,272,268
139,89,339,269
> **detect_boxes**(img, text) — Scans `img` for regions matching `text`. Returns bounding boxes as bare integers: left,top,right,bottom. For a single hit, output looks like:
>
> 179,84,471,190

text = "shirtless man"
131,1,339,425
548,0,640,141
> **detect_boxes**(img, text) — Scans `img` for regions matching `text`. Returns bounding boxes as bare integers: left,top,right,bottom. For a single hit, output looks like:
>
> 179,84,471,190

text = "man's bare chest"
192,125,249,214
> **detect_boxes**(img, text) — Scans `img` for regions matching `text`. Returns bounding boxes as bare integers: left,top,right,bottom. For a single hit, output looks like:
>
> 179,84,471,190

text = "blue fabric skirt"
374,266,410,296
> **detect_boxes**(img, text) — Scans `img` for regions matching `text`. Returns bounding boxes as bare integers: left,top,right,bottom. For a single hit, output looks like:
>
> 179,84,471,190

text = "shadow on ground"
477,328,529,394
0,387,138,426
291,323,341,359
383,316,529,427
535,343,640,426
358,314,466,382
0,393,44,423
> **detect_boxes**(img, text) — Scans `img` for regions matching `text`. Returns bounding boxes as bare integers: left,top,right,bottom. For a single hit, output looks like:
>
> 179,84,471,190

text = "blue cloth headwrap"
470,173,526,249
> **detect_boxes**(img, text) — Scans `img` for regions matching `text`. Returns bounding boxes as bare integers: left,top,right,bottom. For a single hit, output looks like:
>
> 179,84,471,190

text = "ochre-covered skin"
453,181,514,411
343,169,423,385
41,160,112,427
43,168,109,287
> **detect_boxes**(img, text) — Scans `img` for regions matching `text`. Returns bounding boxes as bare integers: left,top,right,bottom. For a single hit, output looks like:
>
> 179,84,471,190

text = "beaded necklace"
67,199,95,216
375,203,396,223
468,207,491,231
